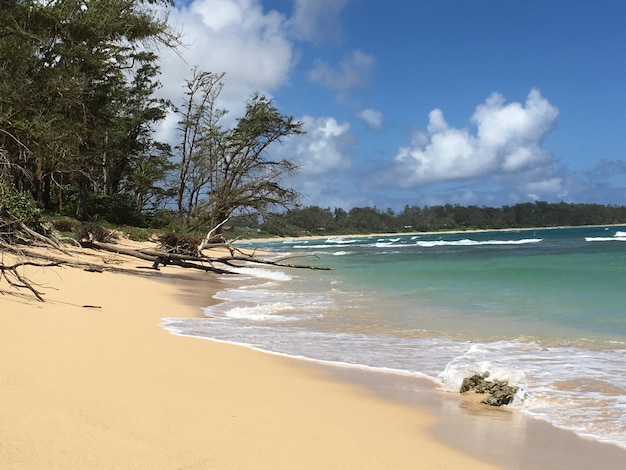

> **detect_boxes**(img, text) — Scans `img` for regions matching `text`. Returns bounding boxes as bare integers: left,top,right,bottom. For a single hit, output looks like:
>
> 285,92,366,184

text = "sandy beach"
2,240,626,469
0,241,498,469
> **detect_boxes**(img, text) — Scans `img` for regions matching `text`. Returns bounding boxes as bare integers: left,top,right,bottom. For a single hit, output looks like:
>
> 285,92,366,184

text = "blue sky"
157,0,626,210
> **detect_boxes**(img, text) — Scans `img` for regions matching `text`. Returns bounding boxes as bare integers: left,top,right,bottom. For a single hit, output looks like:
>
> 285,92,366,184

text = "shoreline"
0,242,497,469
164,251,626,468
3,241,626,468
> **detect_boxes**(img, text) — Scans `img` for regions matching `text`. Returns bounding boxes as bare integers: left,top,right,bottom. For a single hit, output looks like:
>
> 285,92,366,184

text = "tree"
284,206,333,232
0,0,177,220
175,69,227,225
113,55,174,215
205,93,303,230
174,73,304,232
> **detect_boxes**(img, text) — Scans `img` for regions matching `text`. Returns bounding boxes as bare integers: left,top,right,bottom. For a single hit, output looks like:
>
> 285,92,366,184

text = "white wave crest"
439,343,529,404
586,231,626,242
325,237,359,244
224,303,298,322
416,238,542,247
227,266,291,281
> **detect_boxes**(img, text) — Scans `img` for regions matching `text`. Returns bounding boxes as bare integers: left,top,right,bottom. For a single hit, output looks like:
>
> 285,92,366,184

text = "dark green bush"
87,193,143,226
145,208,177,229
49,218,80,233
0,182,42,228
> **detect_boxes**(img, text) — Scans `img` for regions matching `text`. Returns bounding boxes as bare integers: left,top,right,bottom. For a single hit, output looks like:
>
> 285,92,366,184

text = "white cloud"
393,89,559,187
524,178,564,201
275,115,355,206
289,115,352,175
154,0,295,140
289,0,348,43
309,50,375,91
357,108,383,129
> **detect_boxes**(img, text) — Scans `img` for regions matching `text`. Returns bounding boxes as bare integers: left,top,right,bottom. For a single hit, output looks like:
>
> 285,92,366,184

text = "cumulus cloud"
289,0,349,43
153,0,294,141
393,89,559,187
286,115,352,175
309,50,375,91
357,108,384,130
275,115,356,205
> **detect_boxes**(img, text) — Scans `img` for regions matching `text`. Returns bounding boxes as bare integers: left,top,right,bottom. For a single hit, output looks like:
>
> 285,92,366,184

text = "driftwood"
197,218,229,254
1,209,73,256
80,240,330,273
80,240,234,274
1,206,329,302
0,260,61,301
1,209,71,300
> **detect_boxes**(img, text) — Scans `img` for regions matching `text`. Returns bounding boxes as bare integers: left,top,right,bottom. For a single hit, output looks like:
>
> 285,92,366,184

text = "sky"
154,0,626,211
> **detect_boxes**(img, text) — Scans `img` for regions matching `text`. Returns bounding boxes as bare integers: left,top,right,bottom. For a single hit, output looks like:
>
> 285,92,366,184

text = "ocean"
162,225,626,449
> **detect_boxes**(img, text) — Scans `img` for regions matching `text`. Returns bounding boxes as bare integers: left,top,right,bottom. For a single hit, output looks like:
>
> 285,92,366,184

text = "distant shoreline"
237,223,626,244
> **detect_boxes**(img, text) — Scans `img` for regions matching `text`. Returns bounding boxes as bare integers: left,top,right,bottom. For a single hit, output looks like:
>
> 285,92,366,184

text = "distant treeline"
250,202,626,237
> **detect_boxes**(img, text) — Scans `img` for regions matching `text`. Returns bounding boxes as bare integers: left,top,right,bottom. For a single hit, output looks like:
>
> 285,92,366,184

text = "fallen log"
80,240,330,273
79,240,233,274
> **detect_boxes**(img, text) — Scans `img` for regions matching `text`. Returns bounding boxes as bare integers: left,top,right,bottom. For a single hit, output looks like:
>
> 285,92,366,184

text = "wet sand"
321,365,626,469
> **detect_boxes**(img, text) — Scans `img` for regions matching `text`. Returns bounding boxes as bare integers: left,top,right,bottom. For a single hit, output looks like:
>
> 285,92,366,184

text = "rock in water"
460,374,518,406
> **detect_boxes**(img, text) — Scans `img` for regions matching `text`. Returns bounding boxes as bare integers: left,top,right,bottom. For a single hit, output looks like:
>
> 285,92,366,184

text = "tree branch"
0,260,62,301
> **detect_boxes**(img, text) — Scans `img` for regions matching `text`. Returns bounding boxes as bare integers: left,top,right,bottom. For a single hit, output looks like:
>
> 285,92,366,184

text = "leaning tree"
175,71,304,235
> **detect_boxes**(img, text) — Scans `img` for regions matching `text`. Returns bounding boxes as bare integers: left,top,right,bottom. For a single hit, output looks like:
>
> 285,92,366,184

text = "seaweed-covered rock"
460,374,518,406
460,374,488,393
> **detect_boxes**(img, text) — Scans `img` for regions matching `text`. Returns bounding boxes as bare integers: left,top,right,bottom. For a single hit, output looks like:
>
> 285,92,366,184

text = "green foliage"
0,182,42,227
75,223,115,242
0,0,177,220
259,216,302,238
86,193,143,226
174,77,303,230
145,209,178,229
59,189,144,225
266,202,626,238
47,217,80,234
116,225,155,242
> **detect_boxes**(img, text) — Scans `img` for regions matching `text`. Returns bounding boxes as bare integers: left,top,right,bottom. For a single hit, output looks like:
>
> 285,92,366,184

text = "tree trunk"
76,174,90,221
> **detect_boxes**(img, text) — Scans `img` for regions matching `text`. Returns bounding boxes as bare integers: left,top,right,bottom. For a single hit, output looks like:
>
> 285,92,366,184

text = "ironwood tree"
175,69,228,225
0,0,177,220
175,71,304,232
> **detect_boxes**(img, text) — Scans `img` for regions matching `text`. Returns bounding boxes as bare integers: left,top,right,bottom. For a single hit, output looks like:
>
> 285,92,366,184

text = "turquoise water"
163,226,626,448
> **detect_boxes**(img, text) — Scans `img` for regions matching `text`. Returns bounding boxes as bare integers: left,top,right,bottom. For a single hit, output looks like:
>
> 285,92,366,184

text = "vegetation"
174,70,303,231
0,0,178,220
0,0,302,237
249,202,626,238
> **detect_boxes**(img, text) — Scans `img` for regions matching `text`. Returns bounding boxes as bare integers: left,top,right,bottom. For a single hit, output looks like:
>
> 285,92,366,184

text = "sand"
2,240,625,469
0,241,497,469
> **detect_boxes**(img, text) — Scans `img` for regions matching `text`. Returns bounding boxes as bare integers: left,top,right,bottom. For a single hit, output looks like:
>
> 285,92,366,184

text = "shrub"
87,193,142,226
0,182,42,228
48,218,80,233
